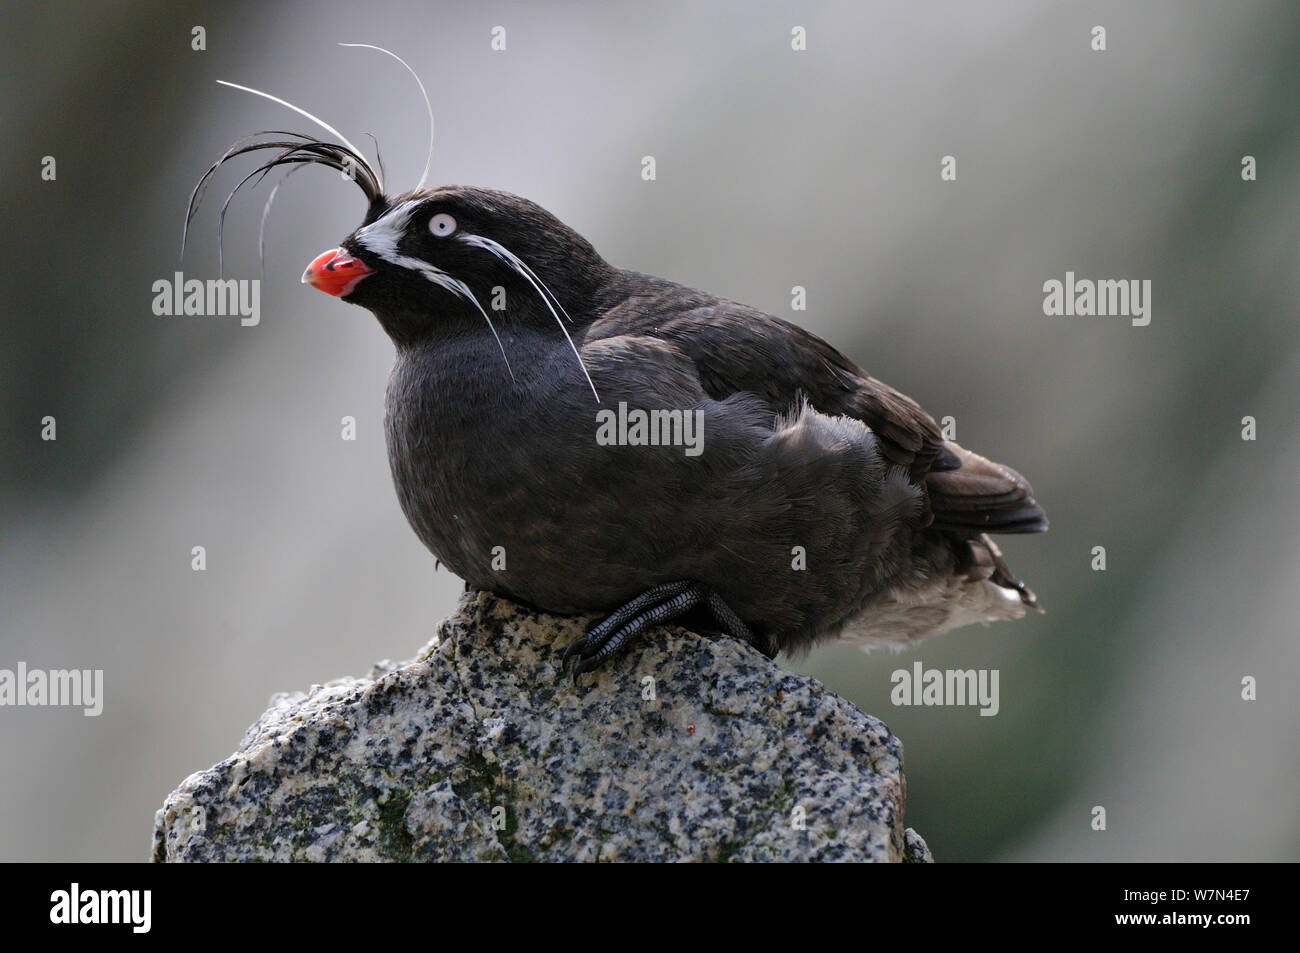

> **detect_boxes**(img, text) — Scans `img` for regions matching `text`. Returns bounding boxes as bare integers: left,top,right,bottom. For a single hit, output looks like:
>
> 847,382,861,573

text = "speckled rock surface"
153,590,931,862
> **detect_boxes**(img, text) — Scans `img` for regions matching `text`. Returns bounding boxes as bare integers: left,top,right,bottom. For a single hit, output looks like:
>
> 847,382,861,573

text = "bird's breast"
380,336,606,601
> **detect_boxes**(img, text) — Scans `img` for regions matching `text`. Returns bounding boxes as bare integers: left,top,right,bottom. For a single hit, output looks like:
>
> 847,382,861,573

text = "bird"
188,95,1046,677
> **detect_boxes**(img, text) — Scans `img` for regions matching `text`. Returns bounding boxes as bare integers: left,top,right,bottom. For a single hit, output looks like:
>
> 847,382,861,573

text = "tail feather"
958,533,1043,612
925,443,1048,535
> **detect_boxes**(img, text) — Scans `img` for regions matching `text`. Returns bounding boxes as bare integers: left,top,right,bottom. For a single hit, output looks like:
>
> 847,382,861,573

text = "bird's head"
184,54,609,395
304,185,612,347
187,127,611,355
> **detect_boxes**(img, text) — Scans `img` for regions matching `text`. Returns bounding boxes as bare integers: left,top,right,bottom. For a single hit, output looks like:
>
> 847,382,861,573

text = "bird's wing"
587,280,1046,535
589,284,943,475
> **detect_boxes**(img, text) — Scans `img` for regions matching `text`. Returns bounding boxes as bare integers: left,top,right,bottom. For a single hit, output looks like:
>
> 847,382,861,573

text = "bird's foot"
561,581,768,678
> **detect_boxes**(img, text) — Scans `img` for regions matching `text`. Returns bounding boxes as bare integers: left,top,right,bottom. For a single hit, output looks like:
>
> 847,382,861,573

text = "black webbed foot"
561,581,767,677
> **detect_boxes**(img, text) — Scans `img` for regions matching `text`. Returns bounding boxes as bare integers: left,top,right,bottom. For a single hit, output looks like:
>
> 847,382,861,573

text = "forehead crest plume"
183,46,602,403
182,44,437,272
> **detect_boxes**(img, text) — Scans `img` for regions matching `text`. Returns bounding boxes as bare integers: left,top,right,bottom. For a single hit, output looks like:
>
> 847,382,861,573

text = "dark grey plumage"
193,133,1045,671
342,185,1047,667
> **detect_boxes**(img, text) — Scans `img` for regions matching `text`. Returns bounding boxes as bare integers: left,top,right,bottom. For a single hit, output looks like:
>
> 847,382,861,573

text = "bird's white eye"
428,213,457,237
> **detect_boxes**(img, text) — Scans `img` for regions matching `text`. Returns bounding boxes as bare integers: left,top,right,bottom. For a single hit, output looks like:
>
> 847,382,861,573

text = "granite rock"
152,590,931,862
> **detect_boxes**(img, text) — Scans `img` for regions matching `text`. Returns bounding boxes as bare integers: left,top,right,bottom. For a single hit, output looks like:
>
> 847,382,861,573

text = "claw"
560,638,584,667
557,581,758,676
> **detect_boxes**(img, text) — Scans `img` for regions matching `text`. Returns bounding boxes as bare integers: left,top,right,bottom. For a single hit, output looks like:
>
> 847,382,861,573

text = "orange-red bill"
301,247,373,297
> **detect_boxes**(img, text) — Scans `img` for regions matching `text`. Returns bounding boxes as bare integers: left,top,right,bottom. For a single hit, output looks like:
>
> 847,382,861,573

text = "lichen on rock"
152,590,931,862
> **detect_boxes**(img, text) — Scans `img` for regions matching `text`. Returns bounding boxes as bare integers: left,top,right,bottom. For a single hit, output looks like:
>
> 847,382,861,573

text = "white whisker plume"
458,233,600,402
215,80,382,191
531,265,576,324
402,258,516,382
462,234,575,324
339,44,434,192
352,204,515,378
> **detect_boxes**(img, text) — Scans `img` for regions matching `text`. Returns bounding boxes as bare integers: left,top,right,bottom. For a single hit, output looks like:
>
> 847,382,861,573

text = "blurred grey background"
2,0,1297,861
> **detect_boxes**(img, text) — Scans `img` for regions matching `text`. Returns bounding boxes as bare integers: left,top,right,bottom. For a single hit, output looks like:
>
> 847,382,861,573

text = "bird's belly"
836,576,1027,650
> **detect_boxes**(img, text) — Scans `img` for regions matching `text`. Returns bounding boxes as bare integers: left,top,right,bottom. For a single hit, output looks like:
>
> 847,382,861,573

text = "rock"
152,590,931,862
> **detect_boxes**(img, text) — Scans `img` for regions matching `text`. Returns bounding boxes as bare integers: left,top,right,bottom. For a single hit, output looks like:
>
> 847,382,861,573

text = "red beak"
301,247,374,297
